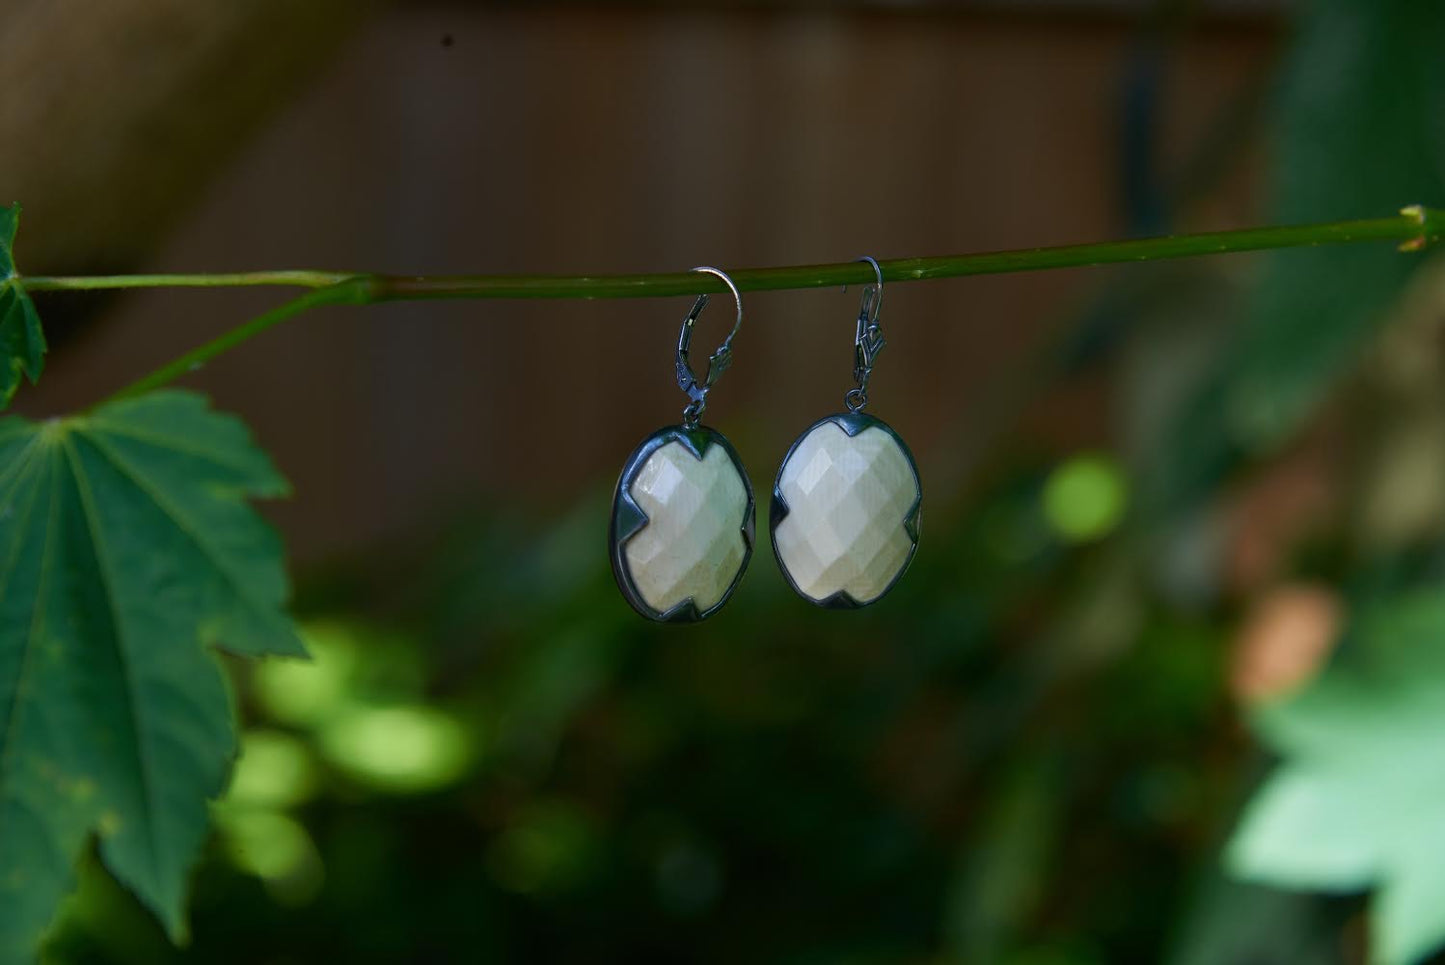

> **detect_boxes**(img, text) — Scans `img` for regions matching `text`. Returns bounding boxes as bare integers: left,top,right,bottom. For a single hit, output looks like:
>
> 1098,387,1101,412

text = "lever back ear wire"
676,266,744,428
846,255,886,414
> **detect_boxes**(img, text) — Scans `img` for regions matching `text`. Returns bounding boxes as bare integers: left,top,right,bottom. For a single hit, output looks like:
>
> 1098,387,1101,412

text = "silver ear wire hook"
676,266,743,428
846,256,886,413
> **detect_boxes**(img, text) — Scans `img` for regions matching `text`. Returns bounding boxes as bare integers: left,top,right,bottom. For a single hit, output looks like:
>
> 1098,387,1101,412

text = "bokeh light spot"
251,621,360,726
1043,454,1127,543
226,730,318,809
318,705,472,794
216,810,324,906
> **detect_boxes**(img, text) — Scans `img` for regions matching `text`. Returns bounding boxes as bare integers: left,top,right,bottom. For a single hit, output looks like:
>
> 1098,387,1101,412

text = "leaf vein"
79,430,279,631
0,447,59,792
59,436,163,883
84,418,280,488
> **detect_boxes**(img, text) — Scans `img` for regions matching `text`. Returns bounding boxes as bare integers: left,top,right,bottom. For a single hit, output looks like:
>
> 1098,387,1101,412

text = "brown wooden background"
9,4,1274,564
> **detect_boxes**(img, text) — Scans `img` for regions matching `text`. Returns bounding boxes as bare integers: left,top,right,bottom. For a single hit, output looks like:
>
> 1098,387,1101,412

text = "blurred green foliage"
1224,0,1445,450
1229,594,1445,965
37,459,1243,963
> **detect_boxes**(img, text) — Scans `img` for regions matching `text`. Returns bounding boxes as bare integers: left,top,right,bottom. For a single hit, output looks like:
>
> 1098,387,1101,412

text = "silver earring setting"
770,257,922,608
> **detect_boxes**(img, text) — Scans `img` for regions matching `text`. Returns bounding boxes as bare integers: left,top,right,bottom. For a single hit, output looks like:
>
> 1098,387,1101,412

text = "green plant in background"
1167,2,1445,962
1229,594,1445,965
4,1,1445,960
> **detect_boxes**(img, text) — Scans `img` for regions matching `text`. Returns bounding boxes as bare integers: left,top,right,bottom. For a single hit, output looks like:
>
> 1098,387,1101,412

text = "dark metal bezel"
769,411,922,610
609,424,756,623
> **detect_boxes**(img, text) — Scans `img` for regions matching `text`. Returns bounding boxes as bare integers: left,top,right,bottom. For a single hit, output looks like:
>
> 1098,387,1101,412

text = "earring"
770,256,921,608
610,267,755,622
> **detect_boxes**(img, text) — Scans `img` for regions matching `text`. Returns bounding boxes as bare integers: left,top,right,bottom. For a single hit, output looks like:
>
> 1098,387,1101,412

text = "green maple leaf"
0,390,305,961
1227,593,1445,965
0,204,46,410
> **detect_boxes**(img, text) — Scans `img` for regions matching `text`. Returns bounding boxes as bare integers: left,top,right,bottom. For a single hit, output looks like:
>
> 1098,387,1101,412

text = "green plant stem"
31,207,1444,303
74,205,1442,402
23,270,356,292
108,281,371,401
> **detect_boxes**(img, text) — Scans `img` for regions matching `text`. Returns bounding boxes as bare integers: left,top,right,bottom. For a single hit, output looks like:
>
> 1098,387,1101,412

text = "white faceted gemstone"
624,441,749,614
774,421,918,604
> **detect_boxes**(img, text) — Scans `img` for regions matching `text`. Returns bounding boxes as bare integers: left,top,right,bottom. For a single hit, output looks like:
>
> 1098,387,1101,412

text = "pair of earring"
609,261,922,622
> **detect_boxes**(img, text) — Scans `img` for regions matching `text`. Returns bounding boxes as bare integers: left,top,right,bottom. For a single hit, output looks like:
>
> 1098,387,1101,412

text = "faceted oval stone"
611,427,753,621
771,414,920,606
